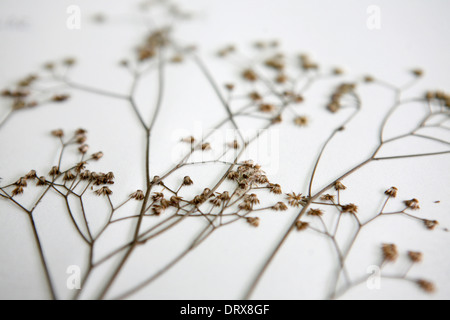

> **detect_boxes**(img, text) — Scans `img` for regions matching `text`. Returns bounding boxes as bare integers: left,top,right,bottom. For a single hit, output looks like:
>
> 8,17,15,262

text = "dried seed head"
76,135,87,144
16,178,28,187
272,202,288,211
242,69,258,82
245,194,260,206
170,196,182,206
417,280,435,293
307,208,324,217
408,251,423,263
249,91,262,101
95,186,113,196
36,177,47,186
218,192,230,201
210,197,222,207
160,199,170,209
227,171,239,181
342,204,358,215
49,166,60,177
296,221,309,231
259,104,276,113
294,116,309,127
225,83,235,91
78,144,89,154
239,201,253,211
271,115,283,124
25,170,37,180
130,190,145,201
52,94,70,102
92,152,104,160
424,220,439,230
382,244,399,262
320,194,335,202
246,217,260,227
183,176,194,186
228,140,240,149
269,183,282,195
12,186,24,197
385,187,398,198
201,143,211,151
63,57,77,66
181,136,196,144
152,205,164,216
287,193,307,207
333,68,344,75
334,181,347,191
412,69,424,77
80,170,91,180
63,171,76,182
75,162,87,173
364,75,375,83
51,129,64,138
405,199,420,210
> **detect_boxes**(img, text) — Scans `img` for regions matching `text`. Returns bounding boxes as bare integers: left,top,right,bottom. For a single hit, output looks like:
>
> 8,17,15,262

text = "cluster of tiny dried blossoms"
425,91,450,109
1,58,75,112
217,41,346,128
127,160,288,228
4,129,110,199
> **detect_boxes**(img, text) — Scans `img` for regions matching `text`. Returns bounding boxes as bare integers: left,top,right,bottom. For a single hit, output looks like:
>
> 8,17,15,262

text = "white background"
0,0,449,300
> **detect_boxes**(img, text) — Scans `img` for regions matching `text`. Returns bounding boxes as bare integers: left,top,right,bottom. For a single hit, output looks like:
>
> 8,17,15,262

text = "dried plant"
0,0,449,300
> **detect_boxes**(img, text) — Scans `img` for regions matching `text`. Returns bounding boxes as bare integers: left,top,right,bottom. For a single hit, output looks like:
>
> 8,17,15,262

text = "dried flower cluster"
0,0,448,301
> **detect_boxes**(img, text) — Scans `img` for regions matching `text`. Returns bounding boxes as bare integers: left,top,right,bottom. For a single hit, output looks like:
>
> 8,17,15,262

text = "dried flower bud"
287,193,307,207
294,116,309,127
130,190,145,201
412,69,424,77
272,202,288,211
364,75,375,83
12,186,24,197
225,83,235,91
296,221,309,231
92,152,104,160
95,186,113,196
269,184,282,195
382,244,399,262
405,199,420,210
170,196,182,206
320,194,335,202
239,201,253,211
201,143,211,151
227,171,239,181
246,217,260,227
78,145,89,154
424,220,439,230
152,205,164,216
385,187,398,198
25,170,37,180
63,171,76,182
80,170,91,180
183,176,194,186
342,204,358,215
408,251,423,263
51,129,64,138
75,162,87,173
36,177,47,186
52,94,70,102
210,197,222,207
417,280,435,293
242,69,258,82
307,208,324,217
49,166,60,177
245,194,260,206
334,181,347,191
259,104,276,113
16,177,28,187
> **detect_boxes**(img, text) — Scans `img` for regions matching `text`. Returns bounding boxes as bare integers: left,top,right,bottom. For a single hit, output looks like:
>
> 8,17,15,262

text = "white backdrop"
0,0,449,300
